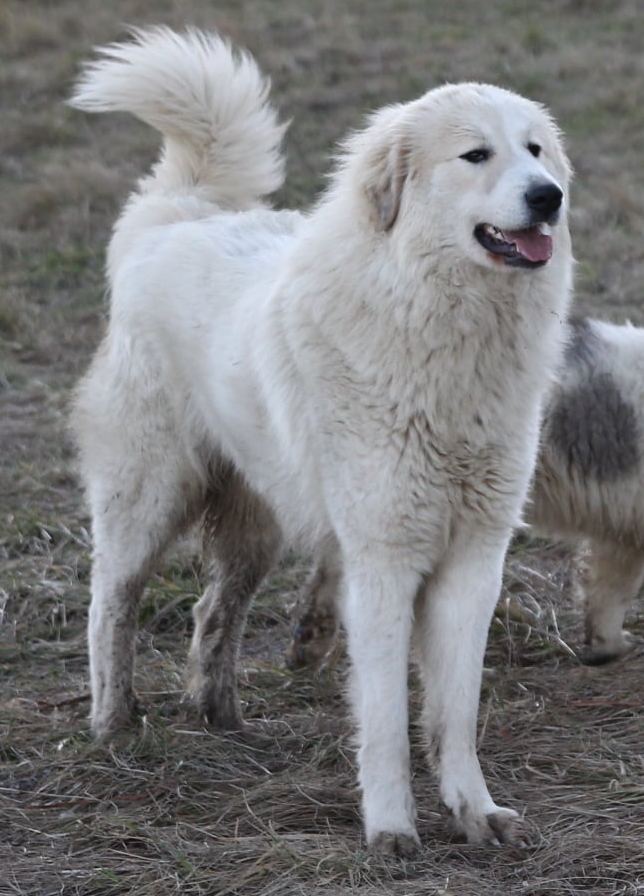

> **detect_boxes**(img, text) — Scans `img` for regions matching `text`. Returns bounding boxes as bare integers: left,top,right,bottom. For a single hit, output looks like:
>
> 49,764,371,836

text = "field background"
1,1,643,894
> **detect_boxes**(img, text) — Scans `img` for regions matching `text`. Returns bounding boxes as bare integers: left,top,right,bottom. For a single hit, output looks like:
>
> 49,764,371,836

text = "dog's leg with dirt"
187,463,281,727
76,371,201,739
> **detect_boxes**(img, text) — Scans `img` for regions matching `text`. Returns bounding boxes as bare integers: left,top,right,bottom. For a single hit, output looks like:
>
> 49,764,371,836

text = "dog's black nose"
525,183,563,219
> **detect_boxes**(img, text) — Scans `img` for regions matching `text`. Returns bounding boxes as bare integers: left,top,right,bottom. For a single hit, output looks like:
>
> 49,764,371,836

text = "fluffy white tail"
70,27,286,208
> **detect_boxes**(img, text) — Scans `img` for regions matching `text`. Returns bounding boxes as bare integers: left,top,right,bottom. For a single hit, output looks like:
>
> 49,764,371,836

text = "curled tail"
70,26,286,209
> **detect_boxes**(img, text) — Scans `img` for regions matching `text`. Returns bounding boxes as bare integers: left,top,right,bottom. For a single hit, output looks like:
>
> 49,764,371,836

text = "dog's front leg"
341,560,421,856
416,530,527,846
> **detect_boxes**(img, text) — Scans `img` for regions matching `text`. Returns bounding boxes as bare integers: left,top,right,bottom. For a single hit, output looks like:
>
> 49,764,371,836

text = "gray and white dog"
288,316,644,668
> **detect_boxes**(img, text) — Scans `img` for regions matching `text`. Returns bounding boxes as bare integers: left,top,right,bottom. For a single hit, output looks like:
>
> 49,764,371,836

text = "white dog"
289,317,644,670
70,27,572,853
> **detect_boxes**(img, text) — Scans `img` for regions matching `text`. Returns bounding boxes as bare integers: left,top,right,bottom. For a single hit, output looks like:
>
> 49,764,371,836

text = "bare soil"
1,2,643,894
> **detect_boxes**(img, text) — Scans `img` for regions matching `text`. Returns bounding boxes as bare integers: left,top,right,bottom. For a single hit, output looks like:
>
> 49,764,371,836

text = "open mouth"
474,223,552,268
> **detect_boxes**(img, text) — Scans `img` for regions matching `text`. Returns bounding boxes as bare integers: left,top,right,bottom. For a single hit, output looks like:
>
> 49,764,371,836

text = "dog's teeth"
483,224,504,242
485,224,505,242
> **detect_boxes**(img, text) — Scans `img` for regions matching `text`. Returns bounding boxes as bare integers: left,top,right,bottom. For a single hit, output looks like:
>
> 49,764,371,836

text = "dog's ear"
364,135,410,232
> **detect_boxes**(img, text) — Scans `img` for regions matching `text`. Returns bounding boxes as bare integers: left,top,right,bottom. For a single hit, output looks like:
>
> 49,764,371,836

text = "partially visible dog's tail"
70,26,286,209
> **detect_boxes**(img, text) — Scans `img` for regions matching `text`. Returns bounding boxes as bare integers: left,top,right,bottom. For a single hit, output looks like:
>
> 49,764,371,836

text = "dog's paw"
581,630,637,665
91,695,142,742
194,696,245,731
187,672,245,731
369,829,420,858
284,617,337,670
484,808,530,847
447,803,529,847
284,622,321,669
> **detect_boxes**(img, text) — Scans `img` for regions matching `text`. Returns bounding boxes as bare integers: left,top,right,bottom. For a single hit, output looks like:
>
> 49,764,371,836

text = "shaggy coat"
70,27,572,853
291,317,644,669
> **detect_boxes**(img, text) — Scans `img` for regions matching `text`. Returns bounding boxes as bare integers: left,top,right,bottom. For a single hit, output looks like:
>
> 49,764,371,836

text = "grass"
1,1,644,894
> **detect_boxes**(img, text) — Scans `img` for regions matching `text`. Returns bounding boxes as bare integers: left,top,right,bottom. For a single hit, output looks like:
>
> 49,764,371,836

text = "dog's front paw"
484,807,530,847
447,803,529,847
369,829,420,857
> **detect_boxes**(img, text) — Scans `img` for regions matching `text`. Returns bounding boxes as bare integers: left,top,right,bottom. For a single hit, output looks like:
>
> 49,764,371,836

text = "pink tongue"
502,227,552,262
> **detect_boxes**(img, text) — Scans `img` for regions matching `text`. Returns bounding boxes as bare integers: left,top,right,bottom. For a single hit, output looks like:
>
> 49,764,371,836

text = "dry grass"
1,1,644,894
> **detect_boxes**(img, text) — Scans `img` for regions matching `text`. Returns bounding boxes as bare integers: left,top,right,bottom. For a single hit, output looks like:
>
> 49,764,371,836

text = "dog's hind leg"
86,447,202,740
75,349,205,740
576,539,644,664
186,462,282,729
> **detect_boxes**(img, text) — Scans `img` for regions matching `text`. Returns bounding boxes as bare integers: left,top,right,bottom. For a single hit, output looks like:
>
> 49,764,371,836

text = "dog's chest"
394,403,532,510
323,330,544,540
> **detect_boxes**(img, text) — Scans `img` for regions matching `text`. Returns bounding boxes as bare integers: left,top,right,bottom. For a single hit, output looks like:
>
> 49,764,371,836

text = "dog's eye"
459,148,491,164
527,142,542,158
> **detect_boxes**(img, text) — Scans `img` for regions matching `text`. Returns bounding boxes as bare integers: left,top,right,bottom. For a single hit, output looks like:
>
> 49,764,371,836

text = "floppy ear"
364,135,411,232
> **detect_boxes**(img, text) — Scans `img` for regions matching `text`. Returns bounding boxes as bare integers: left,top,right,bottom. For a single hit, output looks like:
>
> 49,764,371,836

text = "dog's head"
348,83,571,273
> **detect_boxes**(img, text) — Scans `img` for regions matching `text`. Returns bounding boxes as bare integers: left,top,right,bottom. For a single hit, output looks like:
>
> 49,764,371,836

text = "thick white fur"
293,318,644,669
70,27,573,851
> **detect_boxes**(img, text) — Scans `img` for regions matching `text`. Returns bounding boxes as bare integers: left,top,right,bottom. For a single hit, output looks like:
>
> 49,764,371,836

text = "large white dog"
70,27,572,853
289,317,644,670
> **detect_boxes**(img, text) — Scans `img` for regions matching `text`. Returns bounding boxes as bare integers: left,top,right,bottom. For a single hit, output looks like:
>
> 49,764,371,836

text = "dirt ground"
1,1,643,894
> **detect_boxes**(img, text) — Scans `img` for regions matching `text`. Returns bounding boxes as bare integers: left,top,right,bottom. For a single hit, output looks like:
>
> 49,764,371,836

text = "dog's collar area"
474,222,552,268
